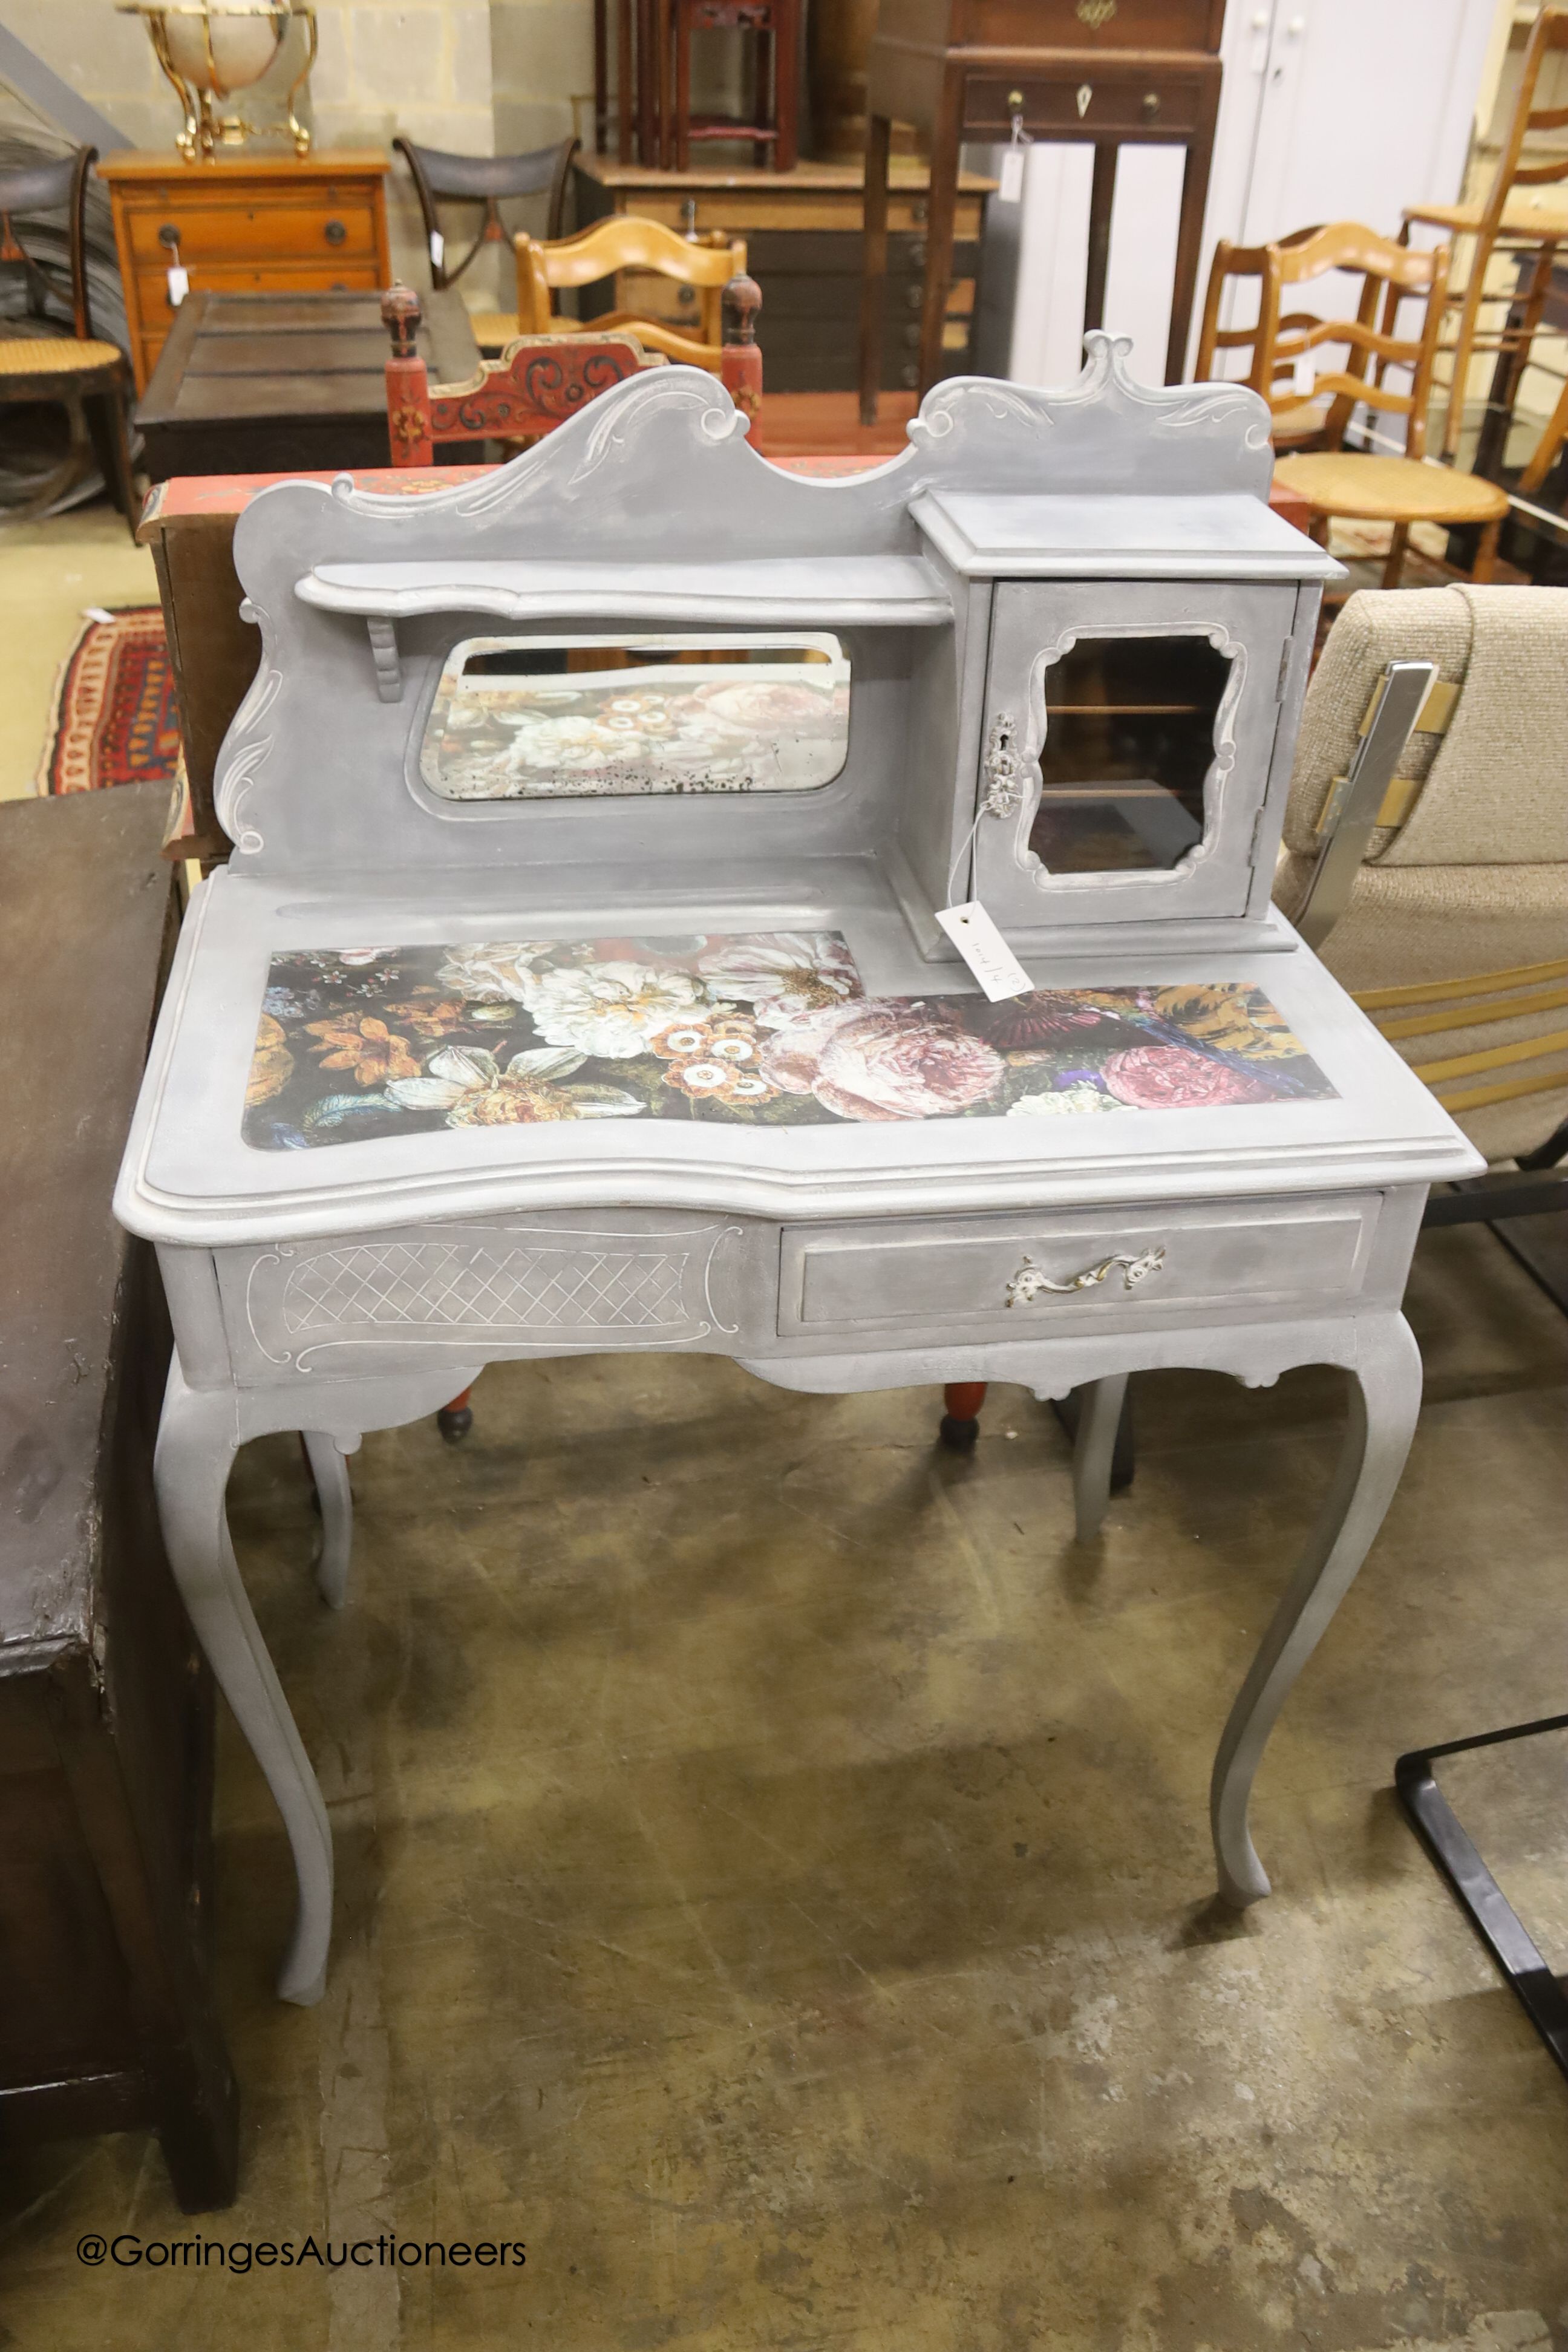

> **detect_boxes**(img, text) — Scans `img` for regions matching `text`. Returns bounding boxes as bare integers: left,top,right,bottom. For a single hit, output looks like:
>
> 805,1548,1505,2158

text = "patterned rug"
37,606,182,795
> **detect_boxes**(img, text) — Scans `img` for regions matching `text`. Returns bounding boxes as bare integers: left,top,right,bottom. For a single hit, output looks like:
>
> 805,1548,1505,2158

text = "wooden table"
136,288,483,482
0,783,237,2209
858,0,1224,418
574,152,993,392
100,149,393,395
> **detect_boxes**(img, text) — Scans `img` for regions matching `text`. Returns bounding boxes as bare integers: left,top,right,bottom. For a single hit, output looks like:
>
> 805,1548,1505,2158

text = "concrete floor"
1,1221,1564,2349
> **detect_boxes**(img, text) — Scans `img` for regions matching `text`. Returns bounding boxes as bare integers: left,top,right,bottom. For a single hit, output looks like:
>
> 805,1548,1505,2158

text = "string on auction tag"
998,97,1031,202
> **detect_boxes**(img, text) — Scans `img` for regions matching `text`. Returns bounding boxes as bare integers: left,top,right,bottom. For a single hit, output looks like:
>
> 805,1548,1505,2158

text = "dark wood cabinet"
858,0,1224,417
0,785,237,2212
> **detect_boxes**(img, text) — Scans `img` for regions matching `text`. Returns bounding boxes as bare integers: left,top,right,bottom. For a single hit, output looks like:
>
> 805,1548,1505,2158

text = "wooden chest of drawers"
100,150,393,393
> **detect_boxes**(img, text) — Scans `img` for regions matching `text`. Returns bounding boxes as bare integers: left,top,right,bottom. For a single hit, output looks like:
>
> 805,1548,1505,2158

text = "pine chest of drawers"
100,149,393,393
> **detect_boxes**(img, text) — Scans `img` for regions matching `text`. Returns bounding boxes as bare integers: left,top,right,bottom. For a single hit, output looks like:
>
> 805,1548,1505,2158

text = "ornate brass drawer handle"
1005,1244,1166,1307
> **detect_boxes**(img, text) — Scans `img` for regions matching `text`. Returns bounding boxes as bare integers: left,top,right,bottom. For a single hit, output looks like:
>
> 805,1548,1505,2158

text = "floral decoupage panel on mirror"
420,636,852,800
245,930,1337,1149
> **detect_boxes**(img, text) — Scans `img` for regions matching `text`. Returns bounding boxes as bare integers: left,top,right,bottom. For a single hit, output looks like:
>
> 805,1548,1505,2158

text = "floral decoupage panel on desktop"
244,930,1336,1151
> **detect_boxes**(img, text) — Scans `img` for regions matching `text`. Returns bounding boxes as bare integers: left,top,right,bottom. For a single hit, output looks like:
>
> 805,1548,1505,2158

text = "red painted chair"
382,283,666,465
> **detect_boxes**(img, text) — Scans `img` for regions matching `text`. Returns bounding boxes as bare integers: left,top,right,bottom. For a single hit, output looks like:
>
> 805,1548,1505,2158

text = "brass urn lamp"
117,0,319,160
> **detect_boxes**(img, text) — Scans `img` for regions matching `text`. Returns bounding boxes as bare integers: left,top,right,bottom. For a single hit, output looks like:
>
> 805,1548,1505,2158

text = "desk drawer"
964,74,1206,137
218,1215,745,1379
778,1195,1380,1338
126,200,381,267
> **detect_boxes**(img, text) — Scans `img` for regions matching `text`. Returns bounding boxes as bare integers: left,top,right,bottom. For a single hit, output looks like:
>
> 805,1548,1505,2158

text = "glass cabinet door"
969,581,1298,933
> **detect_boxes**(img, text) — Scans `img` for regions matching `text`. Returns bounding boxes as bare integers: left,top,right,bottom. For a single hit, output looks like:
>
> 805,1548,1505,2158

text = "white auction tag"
935,901,1034,1002
1292,354,1315,398
997,146,1025,203
430,229,445,267
166,263,189,305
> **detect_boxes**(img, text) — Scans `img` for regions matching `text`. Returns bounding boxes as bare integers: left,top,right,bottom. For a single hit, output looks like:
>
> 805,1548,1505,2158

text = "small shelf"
296,554,955,629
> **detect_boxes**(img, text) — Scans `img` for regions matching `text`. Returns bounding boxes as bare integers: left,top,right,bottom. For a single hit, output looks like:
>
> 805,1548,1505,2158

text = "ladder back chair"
1194,225,1333,449
1276,584,1568,1165
1257,223,1510,589
0,145,135,535
1403,5,1568,463
513,217,764,412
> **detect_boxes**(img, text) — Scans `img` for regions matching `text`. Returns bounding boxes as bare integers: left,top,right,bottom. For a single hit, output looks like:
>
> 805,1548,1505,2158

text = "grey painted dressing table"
116,335,1483,2005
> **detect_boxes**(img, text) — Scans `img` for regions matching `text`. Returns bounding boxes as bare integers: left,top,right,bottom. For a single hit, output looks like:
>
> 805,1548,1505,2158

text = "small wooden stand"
857,0,1223,420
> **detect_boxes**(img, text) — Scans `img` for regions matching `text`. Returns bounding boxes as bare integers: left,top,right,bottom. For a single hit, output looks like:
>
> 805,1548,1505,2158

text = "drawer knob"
1005,1246,1166,1307
1142,91,1161,119
324,218,347,245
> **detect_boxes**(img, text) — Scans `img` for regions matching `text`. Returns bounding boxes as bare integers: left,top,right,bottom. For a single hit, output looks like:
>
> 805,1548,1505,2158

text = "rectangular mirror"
1029,632,1235,875
420,633,851,800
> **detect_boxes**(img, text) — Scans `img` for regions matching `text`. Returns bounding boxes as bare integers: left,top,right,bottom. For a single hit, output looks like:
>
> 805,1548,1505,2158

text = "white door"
1193,0,1497,374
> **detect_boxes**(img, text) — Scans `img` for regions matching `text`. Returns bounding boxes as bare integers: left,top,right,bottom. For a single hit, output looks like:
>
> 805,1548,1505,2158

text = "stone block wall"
1,0,591,296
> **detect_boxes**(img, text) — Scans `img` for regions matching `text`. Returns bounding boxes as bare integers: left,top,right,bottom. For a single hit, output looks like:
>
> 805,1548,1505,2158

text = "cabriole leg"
155,1361,333,2005
1210,1315,1423,1908
1071,1372,1129,1544
301,1429,354,1610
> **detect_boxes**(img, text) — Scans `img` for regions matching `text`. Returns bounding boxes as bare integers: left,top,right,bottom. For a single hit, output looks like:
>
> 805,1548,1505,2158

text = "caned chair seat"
1273,451,1509,526
0,335,123,374
0,145,136,534
1404,195,1568,238
1269,395,1330,445
467,310,520,347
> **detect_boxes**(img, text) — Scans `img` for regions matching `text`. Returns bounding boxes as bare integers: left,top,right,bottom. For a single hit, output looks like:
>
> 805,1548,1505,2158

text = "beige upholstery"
1275,587,1568,1161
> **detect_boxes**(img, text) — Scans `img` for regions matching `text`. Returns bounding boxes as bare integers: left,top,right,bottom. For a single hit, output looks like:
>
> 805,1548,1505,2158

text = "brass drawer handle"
1005,1246,1166,1307
1142,91,1161,119
324,218,347,245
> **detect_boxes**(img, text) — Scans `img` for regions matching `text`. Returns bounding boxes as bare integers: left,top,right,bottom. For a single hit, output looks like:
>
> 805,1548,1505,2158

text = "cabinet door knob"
324,218,347,246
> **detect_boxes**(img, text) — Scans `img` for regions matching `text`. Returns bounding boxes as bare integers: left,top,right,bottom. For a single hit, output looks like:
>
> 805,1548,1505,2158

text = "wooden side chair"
1252,224,1509,589
1193,226,1333,449
1403,4,1568,463
393,134,578,348
0,145,135,536
381,283,665,466
514,217,764,413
